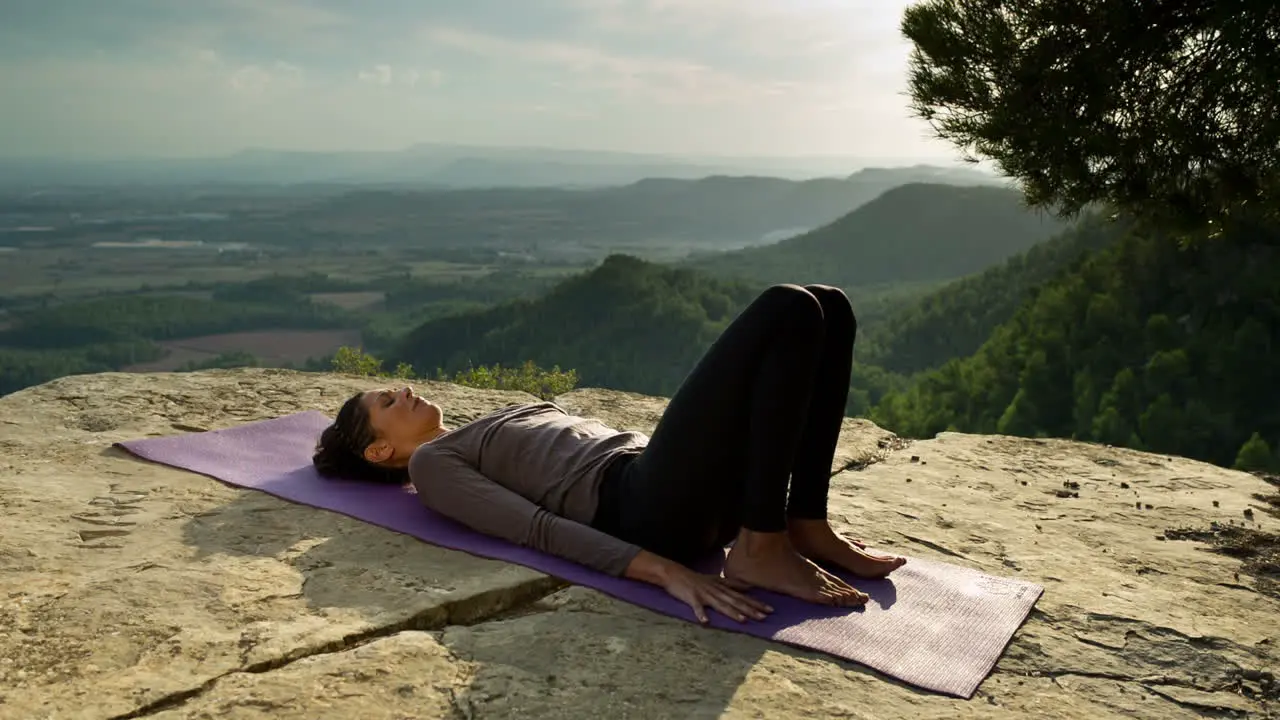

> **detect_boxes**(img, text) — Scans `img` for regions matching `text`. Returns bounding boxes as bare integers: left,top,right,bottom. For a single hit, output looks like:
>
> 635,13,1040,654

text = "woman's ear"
362,439,394,465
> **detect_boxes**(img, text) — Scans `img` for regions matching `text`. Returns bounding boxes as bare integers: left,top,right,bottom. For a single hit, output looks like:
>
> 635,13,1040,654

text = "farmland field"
308,291,386,310
123,329,363,372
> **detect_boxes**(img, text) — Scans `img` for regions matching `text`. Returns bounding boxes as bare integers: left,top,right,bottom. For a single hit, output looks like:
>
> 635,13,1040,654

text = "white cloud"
0,0,958,160
423,26,798,106
229,61,305,93
100,0,348,61
192,48,221,67
0,53,450,157
357,64,441,88
229,64,272,92
216,0,348,47
405,69,445,88
570,0,910,58
358,64,394,86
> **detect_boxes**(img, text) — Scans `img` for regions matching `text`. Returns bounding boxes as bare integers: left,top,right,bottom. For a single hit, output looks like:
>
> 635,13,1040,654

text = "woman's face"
360,386,443,466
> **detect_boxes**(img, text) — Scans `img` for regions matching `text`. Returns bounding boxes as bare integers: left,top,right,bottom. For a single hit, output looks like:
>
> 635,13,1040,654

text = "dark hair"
313,391,410,485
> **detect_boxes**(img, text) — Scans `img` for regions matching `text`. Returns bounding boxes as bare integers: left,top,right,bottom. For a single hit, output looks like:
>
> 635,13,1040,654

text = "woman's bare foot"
788,519,907,579
723,529,868,607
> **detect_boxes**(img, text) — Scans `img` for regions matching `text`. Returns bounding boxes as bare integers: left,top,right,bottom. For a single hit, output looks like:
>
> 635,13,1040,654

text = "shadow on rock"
175,482,934,713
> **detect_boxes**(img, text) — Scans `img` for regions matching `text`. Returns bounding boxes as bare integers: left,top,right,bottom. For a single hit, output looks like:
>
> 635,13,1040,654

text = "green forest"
392,255,760,396
873,219,1280,470
858,213,1128,374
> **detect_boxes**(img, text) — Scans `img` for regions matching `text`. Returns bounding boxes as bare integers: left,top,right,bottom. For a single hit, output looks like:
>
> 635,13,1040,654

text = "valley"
2,157,1276,476
0,165,1022,394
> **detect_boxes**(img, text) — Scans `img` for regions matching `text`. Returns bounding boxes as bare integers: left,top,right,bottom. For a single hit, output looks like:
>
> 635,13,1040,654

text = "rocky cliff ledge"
0,368,1276,719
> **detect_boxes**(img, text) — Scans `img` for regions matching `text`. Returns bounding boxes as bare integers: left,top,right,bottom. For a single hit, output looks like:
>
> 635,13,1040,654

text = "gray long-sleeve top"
408,402,648,576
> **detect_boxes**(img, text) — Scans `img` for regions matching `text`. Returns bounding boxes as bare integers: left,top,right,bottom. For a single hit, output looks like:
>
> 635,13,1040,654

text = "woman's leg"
601,284,885,605
603,284,825,555
782,284,855,523
783,287,908,578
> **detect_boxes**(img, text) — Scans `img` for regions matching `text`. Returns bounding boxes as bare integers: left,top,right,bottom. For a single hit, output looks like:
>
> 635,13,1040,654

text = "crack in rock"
105,576,566,720
893,531,972,561
1006,606,1277,716
1142,685,1253,719
996,669,1255,718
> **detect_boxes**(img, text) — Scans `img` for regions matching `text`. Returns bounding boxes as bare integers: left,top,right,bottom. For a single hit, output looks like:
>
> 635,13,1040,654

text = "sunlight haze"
0,0,955,161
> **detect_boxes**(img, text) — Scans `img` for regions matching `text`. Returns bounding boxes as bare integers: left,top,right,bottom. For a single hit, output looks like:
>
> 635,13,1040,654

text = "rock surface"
0,368,1275,719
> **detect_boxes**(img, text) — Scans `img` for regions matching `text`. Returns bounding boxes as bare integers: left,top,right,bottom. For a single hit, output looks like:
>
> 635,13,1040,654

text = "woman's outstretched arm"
410,445,641,576
410,445,771,624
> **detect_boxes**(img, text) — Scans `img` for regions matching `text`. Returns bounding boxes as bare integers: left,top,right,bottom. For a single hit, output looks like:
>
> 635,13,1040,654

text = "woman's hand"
622,549,772,625
662,564,773,624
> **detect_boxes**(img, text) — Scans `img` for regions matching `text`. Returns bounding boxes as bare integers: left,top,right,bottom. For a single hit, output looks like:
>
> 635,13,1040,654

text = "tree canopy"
903,0,1280,231
872,219,1280,471
861,211,1124,374
393,255,761,397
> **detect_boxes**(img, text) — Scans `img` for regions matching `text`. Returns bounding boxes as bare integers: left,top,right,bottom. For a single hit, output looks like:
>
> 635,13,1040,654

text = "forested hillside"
393,255,759,396
686,183,1069,288
861,213,1126,373
873,220,1280,469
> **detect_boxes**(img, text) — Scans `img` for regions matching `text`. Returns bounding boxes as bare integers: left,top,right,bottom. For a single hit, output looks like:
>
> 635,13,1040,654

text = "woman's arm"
620,548,678,585
409,445,643,576
410,446,773,624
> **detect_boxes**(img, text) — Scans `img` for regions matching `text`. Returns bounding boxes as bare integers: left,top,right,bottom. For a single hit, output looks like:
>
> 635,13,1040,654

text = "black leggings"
592,284,856,564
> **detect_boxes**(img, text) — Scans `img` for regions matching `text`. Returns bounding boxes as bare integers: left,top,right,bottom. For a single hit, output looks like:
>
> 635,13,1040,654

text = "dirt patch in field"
309,291,386,310
123,329,362,371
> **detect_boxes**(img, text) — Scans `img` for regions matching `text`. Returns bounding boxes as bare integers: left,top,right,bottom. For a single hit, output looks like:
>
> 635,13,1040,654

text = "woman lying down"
313,284,906,625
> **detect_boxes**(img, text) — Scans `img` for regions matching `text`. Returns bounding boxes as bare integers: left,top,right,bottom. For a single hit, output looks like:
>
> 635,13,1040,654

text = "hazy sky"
0,0,959,160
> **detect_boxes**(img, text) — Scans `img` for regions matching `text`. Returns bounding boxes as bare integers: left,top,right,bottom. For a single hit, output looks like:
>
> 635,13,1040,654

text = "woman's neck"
421,425,449,443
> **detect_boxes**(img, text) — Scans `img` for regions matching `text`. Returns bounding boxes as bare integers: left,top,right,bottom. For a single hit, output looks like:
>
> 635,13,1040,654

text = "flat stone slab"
2,369,1277,718
0,370,557,719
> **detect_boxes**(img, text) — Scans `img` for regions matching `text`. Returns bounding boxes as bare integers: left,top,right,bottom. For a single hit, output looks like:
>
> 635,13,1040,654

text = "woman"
314,284,905,625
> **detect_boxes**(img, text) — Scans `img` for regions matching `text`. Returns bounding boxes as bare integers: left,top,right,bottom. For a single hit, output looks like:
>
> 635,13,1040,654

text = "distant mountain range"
0,143,999,189
686,183,1068,286
255,169,1010,251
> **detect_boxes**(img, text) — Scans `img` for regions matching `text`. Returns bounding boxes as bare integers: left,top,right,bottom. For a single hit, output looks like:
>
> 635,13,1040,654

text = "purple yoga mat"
116,411,1043,698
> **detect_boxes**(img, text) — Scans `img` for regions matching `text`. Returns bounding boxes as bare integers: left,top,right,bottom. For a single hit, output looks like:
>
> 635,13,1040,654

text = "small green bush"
331,346,383,376
436,361,579,400
1235,432,1277,473
330,346,577,400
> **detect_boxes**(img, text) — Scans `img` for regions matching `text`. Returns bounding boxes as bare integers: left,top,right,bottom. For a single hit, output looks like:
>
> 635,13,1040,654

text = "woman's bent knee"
804,284,857,333
759,284,825,330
